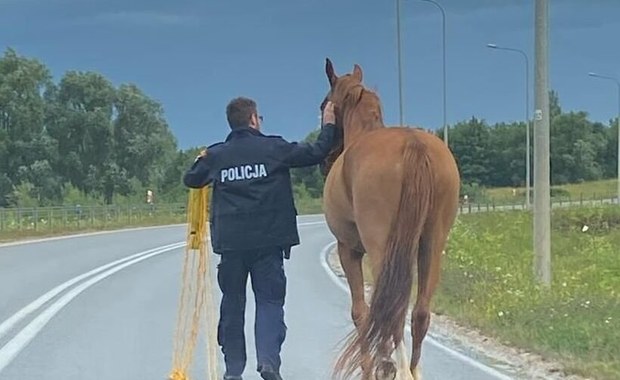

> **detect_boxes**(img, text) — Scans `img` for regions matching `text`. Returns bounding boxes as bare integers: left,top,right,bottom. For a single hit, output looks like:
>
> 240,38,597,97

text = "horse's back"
348,127,459,187
323,127,459,248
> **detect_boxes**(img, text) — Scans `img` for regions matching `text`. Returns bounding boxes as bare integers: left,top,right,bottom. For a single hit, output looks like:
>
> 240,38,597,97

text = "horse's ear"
352,64,363,82
326,58,337,87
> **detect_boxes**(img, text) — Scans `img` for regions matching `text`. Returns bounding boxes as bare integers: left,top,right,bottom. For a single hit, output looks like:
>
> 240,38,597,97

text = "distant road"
459,196,616,214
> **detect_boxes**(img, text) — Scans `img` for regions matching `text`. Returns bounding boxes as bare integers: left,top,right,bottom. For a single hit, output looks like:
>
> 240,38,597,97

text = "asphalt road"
0,215,515,380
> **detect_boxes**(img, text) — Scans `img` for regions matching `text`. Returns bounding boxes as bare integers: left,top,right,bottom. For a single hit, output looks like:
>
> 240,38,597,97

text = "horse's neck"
343,111,384,148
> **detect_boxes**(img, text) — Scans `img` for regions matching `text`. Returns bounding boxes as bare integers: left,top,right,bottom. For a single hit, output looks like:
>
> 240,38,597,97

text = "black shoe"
223,375,242,380
259,370,283,380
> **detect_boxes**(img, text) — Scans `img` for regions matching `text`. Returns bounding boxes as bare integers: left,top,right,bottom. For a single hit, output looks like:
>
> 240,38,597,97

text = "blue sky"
1,0,619,149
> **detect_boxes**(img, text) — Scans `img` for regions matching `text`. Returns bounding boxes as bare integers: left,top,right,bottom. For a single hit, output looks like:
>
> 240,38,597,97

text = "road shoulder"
324,245,587,380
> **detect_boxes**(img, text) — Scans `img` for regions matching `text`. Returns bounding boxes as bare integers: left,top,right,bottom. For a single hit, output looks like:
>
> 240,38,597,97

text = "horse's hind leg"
337,241,372,380
410,226,447,380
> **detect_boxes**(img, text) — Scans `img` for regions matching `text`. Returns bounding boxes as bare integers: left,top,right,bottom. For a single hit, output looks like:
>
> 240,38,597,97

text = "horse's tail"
335,136,434,379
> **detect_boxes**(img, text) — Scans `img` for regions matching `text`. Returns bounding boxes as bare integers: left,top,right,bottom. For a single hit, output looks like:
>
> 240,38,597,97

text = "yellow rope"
169,183,220,380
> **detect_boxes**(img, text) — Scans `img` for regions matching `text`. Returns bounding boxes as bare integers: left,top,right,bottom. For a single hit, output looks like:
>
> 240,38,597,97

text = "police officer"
183,96,337,380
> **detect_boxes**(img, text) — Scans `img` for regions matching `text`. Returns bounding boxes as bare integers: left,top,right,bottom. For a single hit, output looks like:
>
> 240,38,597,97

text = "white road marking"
0,242,185,373
0,242,184,341
298,221,326,226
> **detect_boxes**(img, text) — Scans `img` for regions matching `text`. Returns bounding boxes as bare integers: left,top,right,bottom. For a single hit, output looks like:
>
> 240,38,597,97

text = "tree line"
442,91,617,188
1,48,618,207
0,48,202,207
291,91,618,200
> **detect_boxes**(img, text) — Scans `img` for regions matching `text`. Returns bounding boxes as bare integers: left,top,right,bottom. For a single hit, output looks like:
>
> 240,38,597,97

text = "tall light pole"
588,72,620,205
534,0,551,287
396,0,405,126
487,43,531,209
418,0,448,146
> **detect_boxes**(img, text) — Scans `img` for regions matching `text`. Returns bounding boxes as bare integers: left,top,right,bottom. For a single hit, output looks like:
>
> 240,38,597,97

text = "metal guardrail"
0,203,187,234
0,194,617,235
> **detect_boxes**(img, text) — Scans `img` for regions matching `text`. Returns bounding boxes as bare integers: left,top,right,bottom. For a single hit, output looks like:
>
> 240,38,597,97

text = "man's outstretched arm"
280,101,338,168
279,123,338,168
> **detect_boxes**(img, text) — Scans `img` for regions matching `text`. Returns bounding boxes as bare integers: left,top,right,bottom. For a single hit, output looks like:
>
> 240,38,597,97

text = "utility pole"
533,0,551,286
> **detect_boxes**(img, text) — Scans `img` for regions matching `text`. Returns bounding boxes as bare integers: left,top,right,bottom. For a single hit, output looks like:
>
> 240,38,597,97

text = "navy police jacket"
183,124,337,254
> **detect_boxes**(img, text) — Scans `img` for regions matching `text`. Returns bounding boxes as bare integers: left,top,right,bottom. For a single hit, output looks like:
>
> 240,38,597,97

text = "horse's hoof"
412,366,422,380
375,358,397,380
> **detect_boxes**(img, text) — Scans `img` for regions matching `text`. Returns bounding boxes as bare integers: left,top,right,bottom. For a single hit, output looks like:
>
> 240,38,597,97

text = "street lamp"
589,72,620,205
395,0,448,146
396,0,405,127
418,0,448,146
487,43,531,209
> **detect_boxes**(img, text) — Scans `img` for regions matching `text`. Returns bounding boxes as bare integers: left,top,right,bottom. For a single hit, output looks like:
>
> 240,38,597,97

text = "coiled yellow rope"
169,184,220,380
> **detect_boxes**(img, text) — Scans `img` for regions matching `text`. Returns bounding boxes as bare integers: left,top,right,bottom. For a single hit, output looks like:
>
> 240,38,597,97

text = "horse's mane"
341,81,384,129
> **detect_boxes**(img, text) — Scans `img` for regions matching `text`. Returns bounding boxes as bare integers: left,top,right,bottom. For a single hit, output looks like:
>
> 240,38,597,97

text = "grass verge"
0,214,186,243
295,196,324,215
436,206,619,379
359,205,619,379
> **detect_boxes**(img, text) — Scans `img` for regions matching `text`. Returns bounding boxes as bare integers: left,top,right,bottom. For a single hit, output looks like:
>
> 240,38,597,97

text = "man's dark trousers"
216,247,287,377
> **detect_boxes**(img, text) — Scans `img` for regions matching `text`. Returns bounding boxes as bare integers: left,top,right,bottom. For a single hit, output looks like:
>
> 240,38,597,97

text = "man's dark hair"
226,97,257,129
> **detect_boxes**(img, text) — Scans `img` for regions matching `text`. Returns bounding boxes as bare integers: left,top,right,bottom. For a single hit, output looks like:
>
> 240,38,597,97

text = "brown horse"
319,58,460,380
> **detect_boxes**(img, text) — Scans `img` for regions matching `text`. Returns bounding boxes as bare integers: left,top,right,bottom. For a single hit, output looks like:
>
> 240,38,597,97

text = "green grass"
295,196,324,215
434,206,620,379
356,205,620,379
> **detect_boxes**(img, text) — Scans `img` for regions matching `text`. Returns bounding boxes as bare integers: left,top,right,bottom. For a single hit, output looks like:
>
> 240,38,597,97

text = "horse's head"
319,58,382,177
319,58,362,176
321,58,365,124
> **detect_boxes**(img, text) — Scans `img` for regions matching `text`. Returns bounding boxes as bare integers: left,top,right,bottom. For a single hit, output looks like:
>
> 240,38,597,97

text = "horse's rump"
325,127,453,249
332,127,440,378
